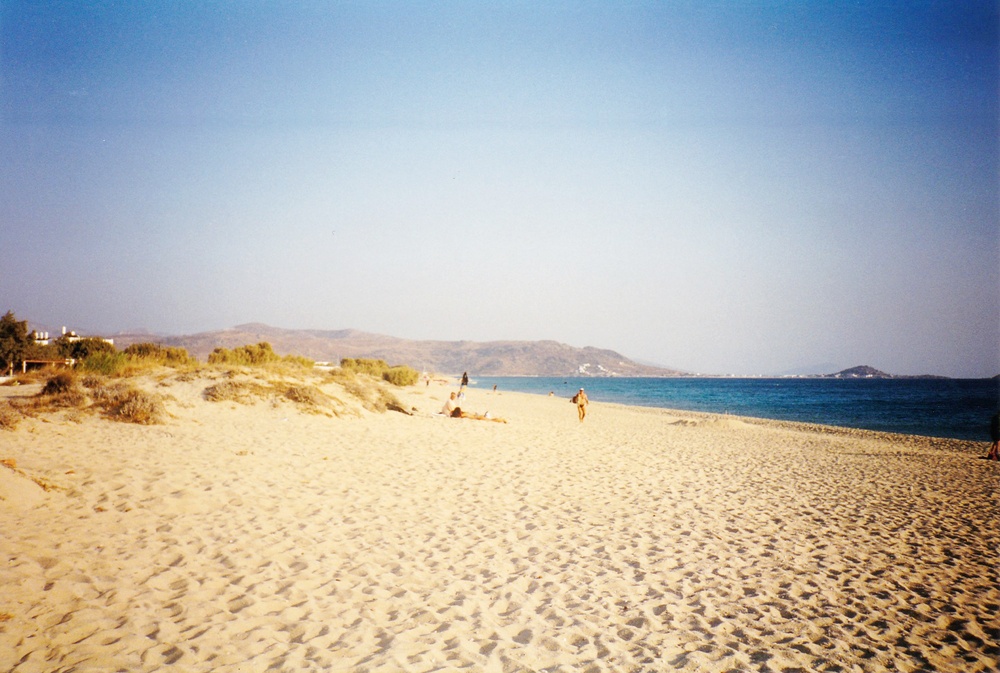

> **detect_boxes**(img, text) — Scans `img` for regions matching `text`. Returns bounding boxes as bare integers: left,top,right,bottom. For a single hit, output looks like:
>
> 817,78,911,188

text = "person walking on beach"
460,372,469,390
572,387,589,422
987,411,1000,461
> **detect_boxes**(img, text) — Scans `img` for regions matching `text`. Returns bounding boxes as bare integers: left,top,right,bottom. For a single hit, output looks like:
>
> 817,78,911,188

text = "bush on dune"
208,342,314,371
284,385,326,406
29,371,165,424
339,358,419,386
44,341,198,378
340,358,389,377
30,371,88,410
383,365,419,386
203,380,271,404
123,343,197,368
41,371,77,395
78,351,129,376
202,379,340,415
208,342,279,366
85,377,132,405
87,376,165,424
109,388,165,424
280,354,315,370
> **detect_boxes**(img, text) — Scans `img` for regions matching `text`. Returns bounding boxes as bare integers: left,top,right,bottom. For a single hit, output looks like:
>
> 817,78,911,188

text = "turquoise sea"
469,376,1000,442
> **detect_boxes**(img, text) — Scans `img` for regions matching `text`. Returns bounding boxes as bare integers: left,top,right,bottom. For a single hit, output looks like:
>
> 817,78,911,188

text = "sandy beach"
1,370,997,672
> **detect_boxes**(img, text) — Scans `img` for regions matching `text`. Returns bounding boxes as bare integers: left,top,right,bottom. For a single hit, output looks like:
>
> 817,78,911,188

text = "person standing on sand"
987,411,1000,460
460,372,469,390
572,387,589,422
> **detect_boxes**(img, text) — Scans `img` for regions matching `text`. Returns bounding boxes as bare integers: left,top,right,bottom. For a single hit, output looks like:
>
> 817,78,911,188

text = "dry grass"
5,365,410,431
283,384,328,408
31,373,88,410
340,377,409,413
41,371,77,396
0,401,21,430
85,378,131,404
203,380,273,404
203,379,342,416
110,389,165,424
25,373,167,424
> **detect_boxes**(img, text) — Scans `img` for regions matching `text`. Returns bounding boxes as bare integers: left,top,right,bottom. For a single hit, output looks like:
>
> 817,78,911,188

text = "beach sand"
1,371,997,672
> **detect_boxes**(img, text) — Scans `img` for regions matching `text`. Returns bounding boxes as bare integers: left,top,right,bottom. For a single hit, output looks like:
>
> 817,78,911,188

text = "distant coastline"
26,321,993,380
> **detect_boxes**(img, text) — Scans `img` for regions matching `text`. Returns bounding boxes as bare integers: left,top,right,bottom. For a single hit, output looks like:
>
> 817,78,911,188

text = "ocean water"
470,376,1000,442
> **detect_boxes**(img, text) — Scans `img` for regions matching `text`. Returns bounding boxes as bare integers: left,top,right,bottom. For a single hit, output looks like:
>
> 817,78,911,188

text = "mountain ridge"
27,320,969,379
110,323,686,377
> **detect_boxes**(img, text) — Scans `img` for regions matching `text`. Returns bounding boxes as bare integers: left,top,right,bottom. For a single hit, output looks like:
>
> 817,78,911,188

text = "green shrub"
280,354,315,369
59,337,117,360
208,342,280,366
328,367,356,382
340,358,389,377
339,359,418,386
383,365,419,386
123,343,196,367
208,342,314,371
78,352,129,376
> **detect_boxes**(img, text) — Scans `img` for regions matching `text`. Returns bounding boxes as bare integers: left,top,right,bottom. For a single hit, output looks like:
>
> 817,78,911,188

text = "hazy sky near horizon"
2,1,998,377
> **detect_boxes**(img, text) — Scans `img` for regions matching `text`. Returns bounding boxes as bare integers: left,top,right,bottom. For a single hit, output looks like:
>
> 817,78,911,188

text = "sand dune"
1,371,997,672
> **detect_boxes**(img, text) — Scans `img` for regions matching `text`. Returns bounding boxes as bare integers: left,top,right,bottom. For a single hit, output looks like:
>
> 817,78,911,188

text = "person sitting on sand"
988,411,1000,461
439,391,507,422
572,388,589,422
442,392,461,417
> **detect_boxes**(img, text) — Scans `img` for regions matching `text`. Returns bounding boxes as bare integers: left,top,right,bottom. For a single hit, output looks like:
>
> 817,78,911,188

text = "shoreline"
470,376,997,443
1,371,997,671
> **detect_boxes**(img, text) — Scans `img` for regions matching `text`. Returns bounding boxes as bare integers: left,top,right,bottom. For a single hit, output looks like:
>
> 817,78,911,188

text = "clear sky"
2,1,997,377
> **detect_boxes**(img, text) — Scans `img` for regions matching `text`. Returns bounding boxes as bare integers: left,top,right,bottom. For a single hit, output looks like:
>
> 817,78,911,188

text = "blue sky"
2,1,997,376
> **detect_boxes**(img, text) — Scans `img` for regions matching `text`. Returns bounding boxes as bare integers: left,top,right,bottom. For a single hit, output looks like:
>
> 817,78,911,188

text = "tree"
54,336,116,360
0,311,31,375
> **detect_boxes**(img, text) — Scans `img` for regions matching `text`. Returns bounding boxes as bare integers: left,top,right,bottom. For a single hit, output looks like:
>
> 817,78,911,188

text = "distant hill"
826,365,892,378
824,365,948,380
111,323,686,377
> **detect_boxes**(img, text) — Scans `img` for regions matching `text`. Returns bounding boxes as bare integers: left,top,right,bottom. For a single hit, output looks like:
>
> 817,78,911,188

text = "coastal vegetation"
0,370,167,425
0,401,19,430
207,341,313,369
339,357,420,386
0,311,424,428
0,311,32,376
